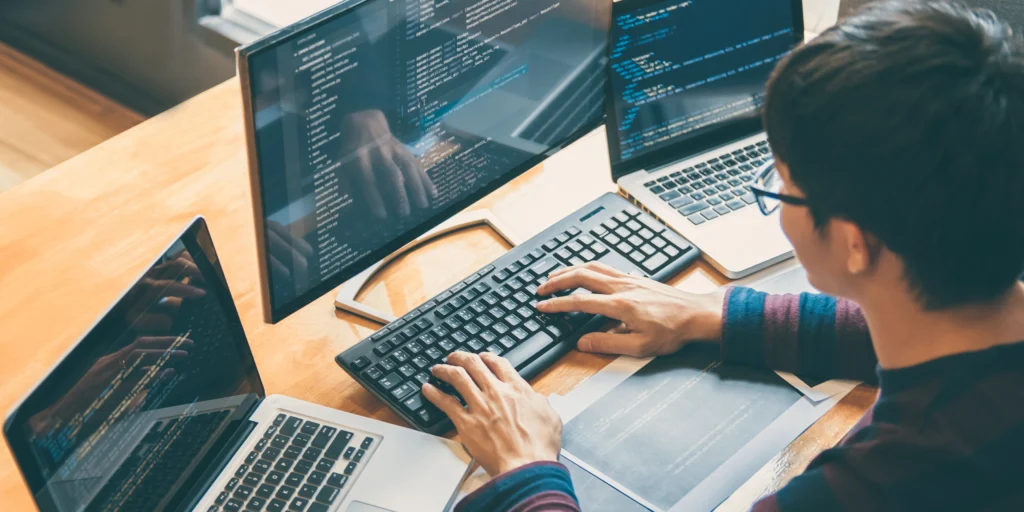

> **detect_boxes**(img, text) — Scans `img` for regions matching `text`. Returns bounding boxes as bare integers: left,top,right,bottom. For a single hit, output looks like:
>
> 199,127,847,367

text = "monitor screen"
243,0,610,322
606,0,798,166
4,220,263,512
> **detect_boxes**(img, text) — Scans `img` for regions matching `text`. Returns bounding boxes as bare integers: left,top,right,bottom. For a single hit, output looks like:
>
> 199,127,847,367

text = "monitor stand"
334,209,523,324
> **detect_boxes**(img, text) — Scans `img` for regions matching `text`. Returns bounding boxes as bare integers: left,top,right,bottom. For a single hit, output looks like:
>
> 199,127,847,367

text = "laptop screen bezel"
1,217,265,507
237,0,611,324
605,0,805,181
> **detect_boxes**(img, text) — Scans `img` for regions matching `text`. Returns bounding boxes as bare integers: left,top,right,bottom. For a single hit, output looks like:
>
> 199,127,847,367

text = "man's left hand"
422,351,562,476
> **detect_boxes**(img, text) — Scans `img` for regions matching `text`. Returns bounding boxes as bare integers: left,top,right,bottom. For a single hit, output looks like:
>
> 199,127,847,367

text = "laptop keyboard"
337,193,701,435
210,414,379,512
643,140,773,225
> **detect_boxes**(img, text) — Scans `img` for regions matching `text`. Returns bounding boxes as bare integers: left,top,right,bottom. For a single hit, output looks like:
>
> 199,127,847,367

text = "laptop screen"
4,219,264,512
606,0,800,172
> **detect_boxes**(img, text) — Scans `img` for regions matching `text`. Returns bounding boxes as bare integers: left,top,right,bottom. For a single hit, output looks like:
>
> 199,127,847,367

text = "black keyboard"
211,414,378,512
643,139,773,225
336,193,700,435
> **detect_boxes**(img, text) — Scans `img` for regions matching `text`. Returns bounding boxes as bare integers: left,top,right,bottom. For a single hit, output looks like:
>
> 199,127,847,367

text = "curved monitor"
238,0,611,323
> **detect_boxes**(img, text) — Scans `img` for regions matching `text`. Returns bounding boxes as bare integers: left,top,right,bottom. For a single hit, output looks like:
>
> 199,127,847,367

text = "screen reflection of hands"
122,253,207,335
340,109,438,220
27,336,191,438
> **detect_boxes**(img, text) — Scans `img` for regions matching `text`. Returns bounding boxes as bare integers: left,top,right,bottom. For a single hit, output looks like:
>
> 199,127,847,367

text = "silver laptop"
608,0,805,278
3,218,471,512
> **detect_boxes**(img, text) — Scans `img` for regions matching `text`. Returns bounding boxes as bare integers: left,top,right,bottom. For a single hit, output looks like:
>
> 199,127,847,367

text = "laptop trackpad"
347,502,395,512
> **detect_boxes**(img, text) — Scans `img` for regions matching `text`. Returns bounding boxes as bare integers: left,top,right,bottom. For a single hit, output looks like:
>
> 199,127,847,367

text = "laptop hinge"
177,397,263,511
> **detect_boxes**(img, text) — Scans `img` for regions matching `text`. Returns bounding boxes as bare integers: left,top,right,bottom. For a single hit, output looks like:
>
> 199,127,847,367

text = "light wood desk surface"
0,79,875,511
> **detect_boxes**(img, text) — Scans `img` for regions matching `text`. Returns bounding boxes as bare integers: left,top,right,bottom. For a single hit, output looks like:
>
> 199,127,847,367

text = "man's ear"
834,219,876,275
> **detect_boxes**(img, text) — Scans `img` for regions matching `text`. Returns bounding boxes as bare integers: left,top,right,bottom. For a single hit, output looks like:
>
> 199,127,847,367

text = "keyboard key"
316,485,341,505
264,426,278,439
650,185,665,194
316,458,335,473
391,382,417,400
284,445,303,459
289,497,309,511
345,462,358,475
292,460,312,475
302,447,321,461
225,499,244,512
311,426,336,449
255,439,268,452
218,492,230,504
364,366,383,380
257,483,276,499
668,196,694,208
714,205,731,215
245,473,263,487
377,372,402,390
299,484,317,499
228,477,240,490
235,485,254,500
281,417,303,436
642,253,670,273
504,331,557,370
286,473,304,487
308,471,326,486
344,446,356,460
398,364,416,377
266,471,285,486
267,499,287,512
350,357,370,371
702,210,719,220
708,197,723,206
253,460,271,474
328,473,348,488
678,201,709,216
246,451,258,464
309,505,328,512
688,214,706,225
402,391,426,412
727,199,746,211
274,459,293,473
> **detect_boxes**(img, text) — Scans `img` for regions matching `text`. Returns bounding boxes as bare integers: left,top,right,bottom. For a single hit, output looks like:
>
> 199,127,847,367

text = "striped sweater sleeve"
455,462,580,512
720,286,877,382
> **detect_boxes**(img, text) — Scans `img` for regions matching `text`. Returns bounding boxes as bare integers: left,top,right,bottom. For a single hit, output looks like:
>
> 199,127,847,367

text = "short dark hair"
764,0,1024,309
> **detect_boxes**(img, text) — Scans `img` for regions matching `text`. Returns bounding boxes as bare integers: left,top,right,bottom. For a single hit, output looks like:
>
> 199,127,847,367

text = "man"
421,1,1024,510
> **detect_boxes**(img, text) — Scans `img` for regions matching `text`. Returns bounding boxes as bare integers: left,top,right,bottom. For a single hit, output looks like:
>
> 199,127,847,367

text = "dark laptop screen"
4,219,263,512
606,0,799,167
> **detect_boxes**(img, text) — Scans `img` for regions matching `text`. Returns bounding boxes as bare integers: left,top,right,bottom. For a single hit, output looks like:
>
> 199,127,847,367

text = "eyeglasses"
748,162,809,215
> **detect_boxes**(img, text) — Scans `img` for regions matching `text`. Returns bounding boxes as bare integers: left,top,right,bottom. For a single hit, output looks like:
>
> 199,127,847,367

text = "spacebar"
504,331,557,370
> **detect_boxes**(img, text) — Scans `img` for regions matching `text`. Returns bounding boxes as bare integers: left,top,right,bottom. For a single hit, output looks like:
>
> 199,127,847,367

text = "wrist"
494,455,558,476
691,290,726,342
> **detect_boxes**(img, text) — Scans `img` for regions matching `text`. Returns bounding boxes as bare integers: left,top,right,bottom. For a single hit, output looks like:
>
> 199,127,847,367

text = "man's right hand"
536,262,726,357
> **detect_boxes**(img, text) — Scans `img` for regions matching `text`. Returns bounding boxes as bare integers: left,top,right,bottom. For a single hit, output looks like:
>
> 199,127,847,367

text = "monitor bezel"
1,217,265,505
237,0,610,323
604,0,805,182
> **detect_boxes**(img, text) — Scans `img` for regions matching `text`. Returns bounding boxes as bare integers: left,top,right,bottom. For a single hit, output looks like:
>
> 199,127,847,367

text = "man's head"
764,0,1024,310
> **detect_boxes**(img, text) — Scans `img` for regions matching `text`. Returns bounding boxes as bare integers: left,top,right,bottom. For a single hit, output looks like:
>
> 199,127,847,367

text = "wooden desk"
0,79,875,511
